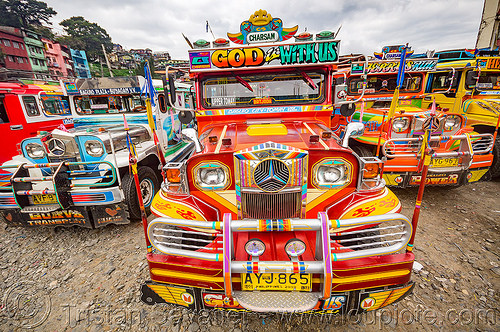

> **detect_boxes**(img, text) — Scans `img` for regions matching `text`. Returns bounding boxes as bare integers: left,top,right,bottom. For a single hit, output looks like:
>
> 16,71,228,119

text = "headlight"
194,162,230,190
392,117,409,132
285,239,306,257
25,143,45,159
314,159,351,188
85,140,104,157
444,115,461,131
245,239,266,257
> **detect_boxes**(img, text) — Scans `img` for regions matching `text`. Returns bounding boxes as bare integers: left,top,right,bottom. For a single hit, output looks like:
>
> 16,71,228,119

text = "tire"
490,137,500,178
122,166,160,220
352,145,374,158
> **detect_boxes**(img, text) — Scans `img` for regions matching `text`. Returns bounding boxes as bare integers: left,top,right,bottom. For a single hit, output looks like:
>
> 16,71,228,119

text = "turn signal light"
166,169,181,183
363,163,380,179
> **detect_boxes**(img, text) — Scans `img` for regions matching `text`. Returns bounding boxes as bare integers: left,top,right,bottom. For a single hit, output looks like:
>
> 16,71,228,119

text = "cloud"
44,0,484,59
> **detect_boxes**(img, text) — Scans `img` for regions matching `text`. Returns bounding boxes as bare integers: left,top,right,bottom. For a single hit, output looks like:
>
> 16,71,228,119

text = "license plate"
241,273,311,291
33,194,57,205
431,158,459,168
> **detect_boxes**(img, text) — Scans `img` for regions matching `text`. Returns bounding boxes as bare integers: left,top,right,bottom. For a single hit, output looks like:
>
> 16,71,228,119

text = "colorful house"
0,26,32,80
23,30,49,79
42,38,75,79
70,49,91,78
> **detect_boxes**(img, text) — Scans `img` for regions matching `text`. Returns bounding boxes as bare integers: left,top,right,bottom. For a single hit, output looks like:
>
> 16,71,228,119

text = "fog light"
245,239,266,257
285,239,306,257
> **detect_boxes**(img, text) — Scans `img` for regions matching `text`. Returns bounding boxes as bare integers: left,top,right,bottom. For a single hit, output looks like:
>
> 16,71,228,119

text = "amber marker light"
166,169,181,183
208,136,218,144
363,163,380,179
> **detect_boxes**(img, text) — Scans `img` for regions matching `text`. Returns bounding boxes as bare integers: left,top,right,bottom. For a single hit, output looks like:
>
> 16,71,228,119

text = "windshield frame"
73,94,146,115
199,68,327,109
347,73,424,96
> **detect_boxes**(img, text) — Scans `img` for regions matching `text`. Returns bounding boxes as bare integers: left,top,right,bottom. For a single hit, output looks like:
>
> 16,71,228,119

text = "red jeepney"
139,10,417,314
0,82,73,164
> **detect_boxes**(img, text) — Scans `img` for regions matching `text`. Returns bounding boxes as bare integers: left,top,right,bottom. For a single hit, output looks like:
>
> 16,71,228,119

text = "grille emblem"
254,159,289,192
47,138,65,156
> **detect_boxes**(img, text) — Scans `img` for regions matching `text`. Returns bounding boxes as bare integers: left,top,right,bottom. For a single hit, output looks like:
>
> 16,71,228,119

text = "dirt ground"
0,179,498,331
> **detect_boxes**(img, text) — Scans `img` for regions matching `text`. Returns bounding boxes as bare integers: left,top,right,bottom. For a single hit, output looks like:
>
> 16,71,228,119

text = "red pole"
406,149,431,252
124,115,152,252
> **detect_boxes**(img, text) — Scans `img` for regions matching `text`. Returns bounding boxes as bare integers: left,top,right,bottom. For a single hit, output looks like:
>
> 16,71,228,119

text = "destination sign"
351,59,437,75
189,40,339,72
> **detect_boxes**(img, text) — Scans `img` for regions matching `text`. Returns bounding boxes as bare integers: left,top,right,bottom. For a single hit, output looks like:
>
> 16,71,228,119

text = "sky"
43,0,486,60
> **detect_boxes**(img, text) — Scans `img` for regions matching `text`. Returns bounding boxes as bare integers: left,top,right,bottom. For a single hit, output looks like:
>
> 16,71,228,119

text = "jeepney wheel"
352,145,374,158
122,166,160,220
490,137,500,178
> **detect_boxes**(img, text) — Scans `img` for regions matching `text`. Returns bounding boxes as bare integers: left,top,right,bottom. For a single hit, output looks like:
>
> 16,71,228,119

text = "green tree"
59,16,113,61
0,0,56,28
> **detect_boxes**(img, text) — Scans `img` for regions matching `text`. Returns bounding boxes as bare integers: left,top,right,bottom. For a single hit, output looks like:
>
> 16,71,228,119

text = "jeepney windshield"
41,95,71,115
465,70,500,90
347,73,423,95
427,72,461,93
200,70,325,108
74,95,145,115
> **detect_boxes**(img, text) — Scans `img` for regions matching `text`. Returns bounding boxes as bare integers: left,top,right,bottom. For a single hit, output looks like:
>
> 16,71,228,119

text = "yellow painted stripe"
203,191,238,214
303,123,329,150
214,125,228,154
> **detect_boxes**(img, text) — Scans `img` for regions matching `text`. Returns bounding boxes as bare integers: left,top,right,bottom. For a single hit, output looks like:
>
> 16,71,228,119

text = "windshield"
200,70,325,108
347,73,423,95
466,70,500,90
74,95,145,115
427,72,461,93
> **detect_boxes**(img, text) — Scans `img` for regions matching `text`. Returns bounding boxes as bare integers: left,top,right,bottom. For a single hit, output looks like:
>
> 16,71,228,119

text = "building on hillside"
42,37,75,79
70,49,91,78
0,26,32,80
129,48,152,62
24,30,49,79
476,0,500,49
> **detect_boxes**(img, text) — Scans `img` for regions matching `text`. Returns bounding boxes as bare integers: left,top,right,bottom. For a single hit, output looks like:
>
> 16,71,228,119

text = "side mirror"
342,122,365,147
162,73,177,106
340,103,356,117
178,110,194,124
465,72,477,87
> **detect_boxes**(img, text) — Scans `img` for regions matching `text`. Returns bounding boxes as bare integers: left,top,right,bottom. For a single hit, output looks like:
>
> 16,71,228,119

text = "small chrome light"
392,117,409,132
199,168,225,185
245,239,266,257
84,140,104,157
285,239,306,257
444,115,461,131
25,143,45,159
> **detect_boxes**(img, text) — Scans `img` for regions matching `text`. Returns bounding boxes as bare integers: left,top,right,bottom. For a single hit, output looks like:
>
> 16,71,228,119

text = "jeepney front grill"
241,191,301,219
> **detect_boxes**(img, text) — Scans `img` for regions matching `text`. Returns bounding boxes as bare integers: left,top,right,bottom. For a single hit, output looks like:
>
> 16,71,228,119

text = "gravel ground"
0,179,498,331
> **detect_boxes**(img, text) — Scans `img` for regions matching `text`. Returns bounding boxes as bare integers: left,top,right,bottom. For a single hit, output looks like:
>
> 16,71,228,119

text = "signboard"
189,40,339,72
374,45,414,60
74,76,145,96
350,59,437,75
227,9,298,45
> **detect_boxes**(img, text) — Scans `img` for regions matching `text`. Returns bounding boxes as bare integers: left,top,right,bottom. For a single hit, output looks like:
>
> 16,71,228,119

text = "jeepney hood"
463,98,500,123
199,120,348,154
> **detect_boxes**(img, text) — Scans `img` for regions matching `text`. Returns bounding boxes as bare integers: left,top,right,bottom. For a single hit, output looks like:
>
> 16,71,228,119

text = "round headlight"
444,115,460,131
285,239,306,257
25,143,45,159
392,117,409,132
199,167,225,186
317,165,344,184
85,140,104,157
245,239,266,257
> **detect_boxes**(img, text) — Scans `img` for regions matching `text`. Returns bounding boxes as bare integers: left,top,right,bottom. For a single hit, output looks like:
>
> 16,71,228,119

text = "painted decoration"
227,9,298,45
374,45,415,60
189,40,339,72
350,59,437,75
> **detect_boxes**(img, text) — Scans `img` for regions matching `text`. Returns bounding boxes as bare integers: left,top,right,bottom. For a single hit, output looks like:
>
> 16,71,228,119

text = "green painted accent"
354,136,386,145
407,244,413,247
165,141,188,156
332,253,337,262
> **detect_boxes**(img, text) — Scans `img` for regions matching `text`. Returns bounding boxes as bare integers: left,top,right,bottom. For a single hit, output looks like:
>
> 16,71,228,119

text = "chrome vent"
241,191,301,219
253,159,290,192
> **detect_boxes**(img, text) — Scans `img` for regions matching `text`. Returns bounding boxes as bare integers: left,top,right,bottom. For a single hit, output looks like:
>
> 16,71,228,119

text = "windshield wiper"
299,70,317,90
232,74,254,92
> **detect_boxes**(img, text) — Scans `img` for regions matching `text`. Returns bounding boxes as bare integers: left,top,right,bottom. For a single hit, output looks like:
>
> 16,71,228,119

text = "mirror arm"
337,54,369,106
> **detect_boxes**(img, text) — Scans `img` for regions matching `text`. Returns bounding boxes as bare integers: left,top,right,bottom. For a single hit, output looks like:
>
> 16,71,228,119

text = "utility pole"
102,44,113,77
